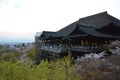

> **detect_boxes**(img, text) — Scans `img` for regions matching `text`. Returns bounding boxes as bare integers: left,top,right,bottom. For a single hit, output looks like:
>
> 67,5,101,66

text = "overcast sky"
0,0,120,39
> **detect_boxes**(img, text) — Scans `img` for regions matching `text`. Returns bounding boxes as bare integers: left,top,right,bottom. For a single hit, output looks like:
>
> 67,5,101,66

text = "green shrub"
0,54,81,80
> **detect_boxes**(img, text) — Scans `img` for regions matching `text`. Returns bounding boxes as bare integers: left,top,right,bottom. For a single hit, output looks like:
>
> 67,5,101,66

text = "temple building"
35,11,120,59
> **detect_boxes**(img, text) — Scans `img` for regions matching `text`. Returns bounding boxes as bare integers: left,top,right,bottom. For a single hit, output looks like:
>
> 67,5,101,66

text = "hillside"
0,41,120,80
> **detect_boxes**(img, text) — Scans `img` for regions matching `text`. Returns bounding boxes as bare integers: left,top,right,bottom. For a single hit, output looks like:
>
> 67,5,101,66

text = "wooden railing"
41,45,67,53
40,45,102,53
70,46,102,52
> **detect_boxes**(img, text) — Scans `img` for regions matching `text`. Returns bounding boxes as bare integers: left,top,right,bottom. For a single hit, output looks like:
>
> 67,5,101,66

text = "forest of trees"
0,52,81,80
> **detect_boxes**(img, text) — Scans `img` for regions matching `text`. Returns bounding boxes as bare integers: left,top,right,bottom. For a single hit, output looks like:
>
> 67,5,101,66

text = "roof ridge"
79,11,108,20
57,20,79,32
43,31,55,33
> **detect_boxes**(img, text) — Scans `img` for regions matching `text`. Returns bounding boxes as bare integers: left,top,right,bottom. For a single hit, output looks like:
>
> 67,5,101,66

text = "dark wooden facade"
35,11,120,59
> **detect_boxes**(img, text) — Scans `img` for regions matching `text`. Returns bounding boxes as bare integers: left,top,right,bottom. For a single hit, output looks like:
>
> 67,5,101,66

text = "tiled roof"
39,11,120,39
40,31,55,39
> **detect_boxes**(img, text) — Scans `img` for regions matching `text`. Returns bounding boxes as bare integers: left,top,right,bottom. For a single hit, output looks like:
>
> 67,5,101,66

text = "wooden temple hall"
35,11,120,59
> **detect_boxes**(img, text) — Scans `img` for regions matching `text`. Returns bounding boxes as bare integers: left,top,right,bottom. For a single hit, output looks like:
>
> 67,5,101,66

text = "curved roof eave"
79,25,120,39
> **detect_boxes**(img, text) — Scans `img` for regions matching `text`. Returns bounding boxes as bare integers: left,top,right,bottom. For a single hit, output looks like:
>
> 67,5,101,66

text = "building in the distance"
35,11,120,59
35,32,42,47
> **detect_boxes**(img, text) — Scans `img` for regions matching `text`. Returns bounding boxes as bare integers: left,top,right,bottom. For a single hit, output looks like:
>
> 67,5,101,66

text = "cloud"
0,0,7,9
0,0,7,4
0,0,22,10
0,0,120,40
14,2,21,9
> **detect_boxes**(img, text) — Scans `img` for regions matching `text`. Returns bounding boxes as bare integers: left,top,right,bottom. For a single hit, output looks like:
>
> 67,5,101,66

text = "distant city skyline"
0,0,120,40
